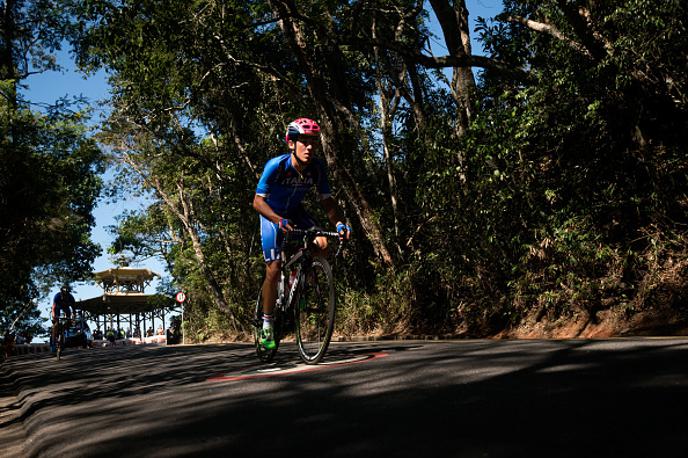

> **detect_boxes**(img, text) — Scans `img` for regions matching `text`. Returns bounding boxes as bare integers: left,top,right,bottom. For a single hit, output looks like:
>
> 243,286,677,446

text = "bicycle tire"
57,325,64,361
295,255,336,364
254,288,279,362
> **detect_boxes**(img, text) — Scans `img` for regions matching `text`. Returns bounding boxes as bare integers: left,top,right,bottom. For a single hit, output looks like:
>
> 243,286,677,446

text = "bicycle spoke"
295,256,335,364
254,229,341,364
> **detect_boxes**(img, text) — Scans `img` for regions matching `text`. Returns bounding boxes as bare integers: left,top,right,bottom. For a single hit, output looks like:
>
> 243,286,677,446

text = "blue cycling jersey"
255,153,331,217
53,292,75,317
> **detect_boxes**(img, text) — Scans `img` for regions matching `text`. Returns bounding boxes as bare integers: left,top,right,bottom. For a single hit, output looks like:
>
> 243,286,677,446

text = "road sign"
175,291,186,303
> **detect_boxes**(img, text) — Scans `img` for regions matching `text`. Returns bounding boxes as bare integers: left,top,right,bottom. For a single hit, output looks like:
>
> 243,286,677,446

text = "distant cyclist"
51,284,75,353
253,117,351,350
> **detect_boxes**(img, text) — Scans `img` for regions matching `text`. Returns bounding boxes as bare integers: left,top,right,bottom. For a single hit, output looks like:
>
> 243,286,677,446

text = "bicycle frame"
279,244,308,313
278,229,340,312
54,316,71,360
255,228,342,363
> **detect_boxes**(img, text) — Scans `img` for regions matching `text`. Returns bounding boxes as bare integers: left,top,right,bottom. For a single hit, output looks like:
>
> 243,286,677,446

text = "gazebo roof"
78,266,174,316
93,267,160,283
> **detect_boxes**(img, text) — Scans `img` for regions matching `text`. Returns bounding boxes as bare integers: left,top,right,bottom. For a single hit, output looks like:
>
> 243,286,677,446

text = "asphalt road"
2,338,688,457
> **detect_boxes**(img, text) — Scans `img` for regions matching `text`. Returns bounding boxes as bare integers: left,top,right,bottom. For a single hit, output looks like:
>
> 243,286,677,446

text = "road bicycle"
254,228,343,364
53,317,71,361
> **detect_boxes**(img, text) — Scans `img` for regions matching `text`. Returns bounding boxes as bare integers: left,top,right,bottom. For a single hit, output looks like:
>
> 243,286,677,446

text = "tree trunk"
271,0,395,267
1,0,18,114
372,16,402,252
172,179,239,333
1,0,16,83
123,155,240,332
404,60,428,131
429,0,477,137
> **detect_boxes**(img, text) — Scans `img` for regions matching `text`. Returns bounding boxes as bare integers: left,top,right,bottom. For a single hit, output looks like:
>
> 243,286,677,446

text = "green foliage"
0,0,104,338
68,0,688,338
444,0,688,333
338,267,415,336
0,98,103,324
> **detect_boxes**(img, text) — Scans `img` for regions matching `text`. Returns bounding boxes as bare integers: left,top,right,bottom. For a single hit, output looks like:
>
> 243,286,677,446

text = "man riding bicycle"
253,117,351,350
51,284,75,353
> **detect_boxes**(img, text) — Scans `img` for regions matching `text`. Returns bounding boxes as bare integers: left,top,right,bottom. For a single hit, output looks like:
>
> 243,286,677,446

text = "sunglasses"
298,136,321,146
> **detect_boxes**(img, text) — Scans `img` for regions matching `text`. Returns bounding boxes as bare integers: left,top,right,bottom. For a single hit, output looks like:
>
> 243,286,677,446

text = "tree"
69,0,688,338
0,0,103,335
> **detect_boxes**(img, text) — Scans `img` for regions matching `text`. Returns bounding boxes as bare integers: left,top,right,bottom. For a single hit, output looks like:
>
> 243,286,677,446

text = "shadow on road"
3,339,688,457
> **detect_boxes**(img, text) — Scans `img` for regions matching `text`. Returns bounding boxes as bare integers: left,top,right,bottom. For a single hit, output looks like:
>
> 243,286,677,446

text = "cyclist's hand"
278,218,293,233
336,222,351,240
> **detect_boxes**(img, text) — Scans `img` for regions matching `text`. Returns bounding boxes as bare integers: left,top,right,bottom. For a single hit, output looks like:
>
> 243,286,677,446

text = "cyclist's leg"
261,261,280,316
51,317,58,352
260,214,283,316
259,215,283,349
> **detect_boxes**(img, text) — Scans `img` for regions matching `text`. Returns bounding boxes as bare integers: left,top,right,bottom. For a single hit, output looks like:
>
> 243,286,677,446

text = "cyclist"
253,117,351,350
51,284,75,353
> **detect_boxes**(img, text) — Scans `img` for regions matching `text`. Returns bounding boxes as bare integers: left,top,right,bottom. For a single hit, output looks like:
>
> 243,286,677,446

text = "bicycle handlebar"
284,228,341,240
281,228,347,259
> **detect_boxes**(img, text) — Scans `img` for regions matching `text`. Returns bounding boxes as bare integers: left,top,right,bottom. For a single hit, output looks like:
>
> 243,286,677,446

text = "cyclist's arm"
51,302,57,321
253,194,293,229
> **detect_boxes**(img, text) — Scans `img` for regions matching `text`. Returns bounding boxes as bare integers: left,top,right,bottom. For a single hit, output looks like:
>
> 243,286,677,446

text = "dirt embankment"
497,306,688,339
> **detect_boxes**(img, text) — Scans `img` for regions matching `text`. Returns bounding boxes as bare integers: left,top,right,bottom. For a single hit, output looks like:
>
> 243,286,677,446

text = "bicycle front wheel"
57,327,64,361
295,256,335,364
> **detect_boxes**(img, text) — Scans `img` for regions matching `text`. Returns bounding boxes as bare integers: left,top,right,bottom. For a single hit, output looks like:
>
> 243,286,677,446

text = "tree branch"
362,36,530,81
577,6,613,54
555,0,607,60
415,52,531,81
211,33,301,92
502,15,593,58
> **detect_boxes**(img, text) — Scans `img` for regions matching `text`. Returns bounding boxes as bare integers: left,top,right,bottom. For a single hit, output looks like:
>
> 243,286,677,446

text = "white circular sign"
175,291,186,303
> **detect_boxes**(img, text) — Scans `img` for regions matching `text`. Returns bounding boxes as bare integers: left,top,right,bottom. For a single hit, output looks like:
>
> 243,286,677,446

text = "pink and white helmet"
285,117,321,144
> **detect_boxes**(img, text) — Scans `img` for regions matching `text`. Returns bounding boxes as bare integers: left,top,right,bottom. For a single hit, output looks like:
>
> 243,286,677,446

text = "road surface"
2,338,687,457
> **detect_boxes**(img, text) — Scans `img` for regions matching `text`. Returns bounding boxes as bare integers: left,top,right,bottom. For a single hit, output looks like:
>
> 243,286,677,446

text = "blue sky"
23,55,167,324
21,0,502,328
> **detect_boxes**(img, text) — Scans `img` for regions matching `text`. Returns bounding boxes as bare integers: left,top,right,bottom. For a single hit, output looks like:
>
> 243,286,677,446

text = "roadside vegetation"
2,1,686,341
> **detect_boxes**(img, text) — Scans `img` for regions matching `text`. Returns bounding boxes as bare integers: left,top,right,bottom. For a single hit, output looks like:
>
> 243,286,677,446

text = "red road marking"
207,352,389,382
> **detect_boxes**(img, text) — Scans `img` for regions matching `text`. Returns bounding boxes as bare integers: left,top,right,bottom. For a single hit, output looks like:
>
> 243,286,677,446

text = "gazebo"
77,267,179,340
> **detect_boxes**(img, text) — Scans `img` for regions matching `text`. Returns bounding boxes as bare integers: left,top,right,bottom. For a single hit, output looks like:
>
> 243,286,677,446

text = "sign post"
175,292,187,344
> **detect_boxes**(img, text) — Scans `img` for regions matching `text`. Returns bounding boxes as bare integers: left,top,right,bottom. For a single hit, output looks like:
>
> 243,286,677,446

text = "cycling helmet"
60,284,71,294
285,117,321,144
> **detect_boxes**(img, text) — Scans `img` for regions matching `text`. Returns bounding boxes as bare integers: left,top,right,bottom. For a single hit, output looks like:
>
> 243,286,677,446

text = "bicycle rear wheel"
254,289,279,362
295,256,335,364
